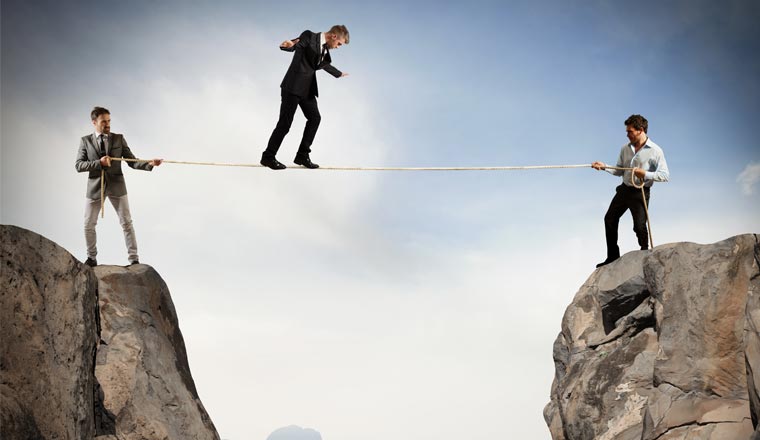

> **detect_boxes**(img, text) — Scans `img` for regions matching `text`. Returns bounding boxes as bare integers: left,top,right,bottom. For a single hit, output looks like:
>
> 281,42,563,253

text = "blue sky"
2,1,759,439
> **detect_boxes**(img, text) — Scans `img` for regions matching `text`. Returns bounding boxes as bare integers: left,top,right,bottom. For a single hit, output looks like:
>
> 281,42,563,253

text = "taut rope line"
98,157,654,248
108,157,596,171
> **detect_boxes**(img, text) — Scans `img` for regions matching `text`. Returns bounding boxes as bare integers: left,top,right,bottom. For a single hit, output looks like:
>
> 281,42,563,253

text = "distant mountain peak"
267,425,323,440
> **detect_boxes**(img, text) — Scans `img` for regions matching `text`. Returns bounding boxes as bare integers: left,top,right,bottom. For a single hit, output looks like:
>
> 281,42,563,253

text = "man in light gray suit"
75,107,162,267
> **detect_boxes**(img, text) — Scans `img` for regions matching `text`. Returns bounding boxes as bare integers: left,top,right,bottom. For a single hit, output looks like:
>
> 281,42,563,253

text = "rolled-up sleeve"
645,150,669,182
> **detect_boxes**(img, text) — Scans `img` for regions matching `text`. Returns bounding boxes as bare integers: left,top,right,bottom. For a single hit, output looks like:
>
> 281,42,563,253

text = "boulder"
94,264,220,440
0,225,99,439
546,234,760,439
0,224,220,439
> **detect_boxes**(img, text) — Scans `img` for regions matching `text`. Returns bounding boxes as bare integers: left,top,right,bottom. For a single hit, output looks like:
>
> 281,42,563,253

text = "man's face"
626,125,645,144
92,114,111,134
326,33,347,49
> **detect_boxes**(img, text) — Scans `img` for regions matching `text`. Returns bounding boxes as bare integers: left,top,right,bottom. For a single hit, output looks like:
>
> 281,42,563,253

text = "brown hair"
328,25,350,44
91,106,110,121
625,114,648,133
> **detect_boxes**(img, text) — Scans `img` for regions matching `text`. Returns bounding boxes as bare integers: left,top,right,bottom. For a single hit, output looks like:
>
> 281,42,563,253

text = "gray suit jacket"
75,133,153,199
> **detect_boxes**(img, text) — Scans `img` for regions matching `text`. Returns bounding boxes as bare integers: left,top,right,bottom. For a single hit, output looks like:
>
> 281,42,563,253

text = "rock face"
94,264,219,439
545,234,760,439
1,225,99,439
0,225,219,440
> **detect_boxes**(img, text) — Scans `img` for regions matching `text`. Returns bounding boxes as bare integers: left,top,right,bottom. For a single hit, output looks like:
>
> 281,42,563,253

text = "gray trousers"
84,195,138,263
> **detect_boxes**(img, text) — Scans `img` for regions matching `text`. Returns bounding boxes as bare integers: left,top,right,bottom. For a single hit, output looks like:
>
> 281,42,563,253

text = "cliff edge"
0,225,219,440
545,234,760,440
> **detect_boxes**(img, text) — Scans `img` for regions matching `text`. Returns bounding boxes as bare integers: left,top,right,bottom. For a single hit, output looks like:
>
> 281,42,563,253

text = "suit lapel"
315,33,332,68
89,134,100,158
314,32,322,67
323,49,331,66
89,133,114,156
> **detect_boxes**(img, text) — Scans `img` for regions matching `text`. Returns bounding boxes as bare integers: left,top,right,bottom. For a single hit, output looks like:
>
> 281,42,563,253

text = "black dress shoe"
85,257,97,267
129,260,140,266
294,155,319,169
596,256,619,268
261,156,286,170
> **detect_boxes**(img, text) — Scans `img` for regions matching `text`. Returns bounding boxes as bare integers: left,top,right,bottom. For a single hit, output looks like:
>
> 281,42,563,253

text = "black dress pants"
604,184,651,259
264,90,321,158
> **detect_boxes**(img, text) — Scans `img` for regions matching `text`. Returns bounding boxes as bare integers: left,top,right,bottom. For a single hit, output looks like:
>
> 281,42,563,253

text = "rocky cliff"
545,234,760,439
1,225,99,439
1,225,219,439
93,264,219,439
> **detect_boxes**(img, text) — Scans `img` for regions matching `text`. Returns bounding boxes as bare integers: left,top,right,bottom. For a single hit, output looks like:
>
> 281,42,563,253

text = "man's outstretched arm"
279,38,300,51
279,30,311,51
122,137,162,170
322,63,348,78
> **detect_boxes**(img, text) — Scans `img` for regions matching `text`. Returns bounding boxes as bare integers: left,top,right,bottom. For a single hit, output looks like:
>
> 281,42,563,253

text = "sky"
1,1,759,439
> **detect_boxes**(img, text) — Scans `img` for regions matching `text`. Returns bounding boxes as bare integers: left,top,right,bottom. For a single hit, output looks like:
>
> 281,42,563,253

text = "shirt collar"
320,32,326,48
629,137,652,150
94,131,109,139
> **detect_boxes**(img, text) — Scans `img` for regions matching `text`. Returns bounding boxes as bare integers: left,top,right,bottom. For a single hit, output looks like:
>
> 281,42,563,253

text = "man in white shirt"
592,114,670,268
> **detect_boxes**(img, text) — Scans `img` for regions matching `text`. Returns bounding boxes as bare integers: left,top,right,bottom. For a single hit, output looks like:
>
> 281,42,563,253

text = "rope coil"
98,157,654,249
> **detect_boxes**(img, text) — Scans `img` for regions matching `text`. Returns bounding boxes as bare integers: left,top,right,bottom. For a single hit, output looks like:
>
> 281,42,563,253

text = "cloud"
4,3,760,440
738,162,760,195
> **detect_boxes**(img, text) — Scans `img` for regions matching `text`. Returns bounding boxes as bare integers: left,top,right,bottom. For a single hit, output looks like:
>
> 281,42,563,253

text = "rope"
97,157,655,248
628,172,654,250
110,157,595,171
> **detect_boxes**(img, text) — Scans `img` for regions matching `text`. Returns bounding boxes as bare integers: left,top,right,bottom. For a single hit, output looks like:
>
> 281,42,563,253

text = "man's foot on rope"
85,257,97,267
596,256,619,268
294,154,319,169
261,156,286,170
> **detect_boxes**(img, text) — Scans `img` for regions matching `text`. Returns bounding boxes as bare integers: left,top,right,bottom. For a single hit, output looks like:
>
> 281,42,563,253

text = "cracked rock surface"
1,225,99,439
1,225,219,440
545,234,760,440
93,265,220,440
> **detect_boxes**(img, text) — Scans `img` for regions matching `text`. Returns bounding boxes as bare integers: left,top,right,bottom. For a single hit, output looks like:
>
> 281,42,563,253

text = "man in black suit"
261,25,350,170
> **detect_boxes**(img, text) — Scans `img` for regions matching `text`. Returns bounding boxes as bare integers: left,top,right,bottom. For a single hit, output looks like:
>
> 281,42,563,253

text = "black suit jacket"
280,30,342,98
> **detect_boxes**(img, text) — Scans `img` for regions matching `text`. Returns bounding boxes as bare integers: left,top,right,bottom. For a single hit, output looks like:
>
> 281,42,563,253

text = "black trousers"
264,90,321,158
604,184,651,259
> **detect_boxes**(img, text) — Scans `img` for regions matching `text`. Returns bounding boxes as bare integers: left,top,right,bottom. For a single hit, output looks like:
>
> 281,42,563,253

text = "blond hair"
328,25,350,44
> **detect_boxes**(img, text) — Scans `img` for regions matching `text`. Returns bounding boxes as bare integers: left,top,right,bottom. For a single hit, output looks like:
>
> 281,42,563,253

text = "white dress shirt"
606,137,670,187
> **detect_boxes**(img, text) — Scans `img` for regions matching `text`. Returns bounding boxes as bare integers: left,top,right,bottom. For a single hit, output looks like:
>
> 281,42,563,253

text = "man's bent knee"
276,121,292,134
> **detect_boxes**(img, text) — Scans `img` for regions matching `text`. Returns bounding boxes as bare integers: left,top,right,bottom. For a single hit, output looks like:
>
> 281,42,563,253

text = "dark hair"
328,25,350,44
625,114,648,133
91,106,110,121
